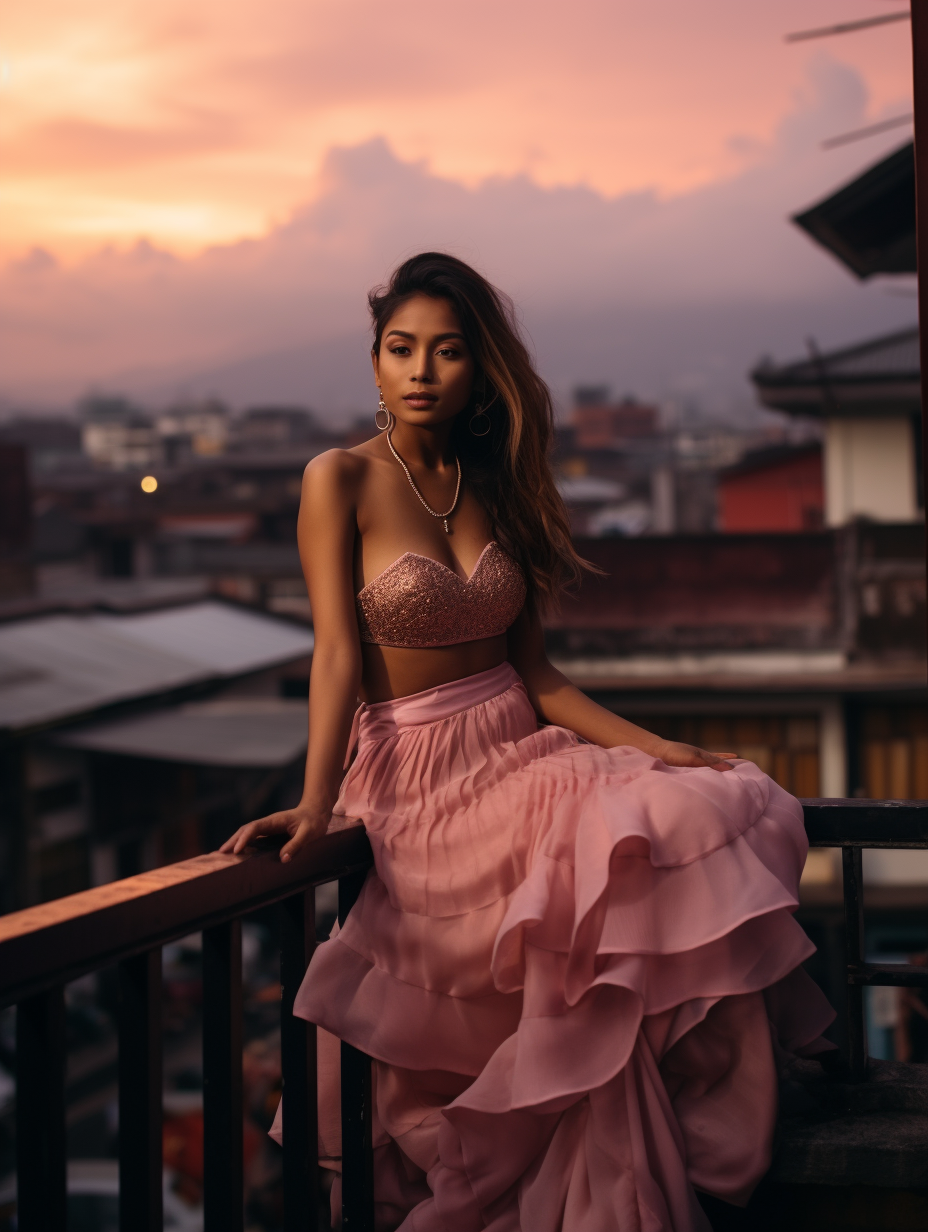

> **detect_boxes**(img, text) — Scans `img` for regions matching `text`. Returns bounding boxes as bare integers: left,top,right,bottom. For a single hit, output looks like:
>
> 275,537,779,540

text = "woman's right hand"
219,807,330,863
654,741,737,772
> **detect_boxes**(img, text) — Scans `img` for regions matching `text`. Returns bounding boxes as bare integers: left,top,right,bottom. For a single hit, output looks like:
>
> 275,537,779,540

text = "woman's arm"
221,451,365,860
507,608,735,771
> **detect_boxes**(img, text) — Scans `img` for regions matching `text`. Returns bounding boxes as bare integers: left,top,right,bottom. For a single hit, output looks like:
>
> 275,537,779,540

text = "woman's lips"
403,394,438,407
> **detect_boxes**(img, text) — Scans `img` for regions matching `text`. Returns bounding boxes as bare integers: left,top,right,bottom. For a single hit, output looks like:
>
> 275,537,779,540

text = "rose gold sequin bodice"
356,541,526,648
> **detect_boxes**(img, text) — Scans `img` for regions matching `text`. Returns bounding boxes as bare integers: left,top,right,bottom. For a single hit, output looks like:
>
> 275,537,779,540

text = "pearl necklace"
386,427,462,533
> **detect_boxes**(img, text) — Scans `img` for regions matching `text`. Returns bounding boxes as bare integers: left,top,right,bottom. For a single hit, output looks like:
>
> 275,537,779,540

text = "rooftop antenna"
783,8,914,150
785,11,910,44
821,114,913,149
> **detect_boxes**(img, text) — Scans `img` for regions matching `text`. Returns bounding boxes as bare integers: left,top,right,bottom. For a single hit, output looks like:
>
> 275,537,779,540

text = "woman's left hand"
654,741,738,772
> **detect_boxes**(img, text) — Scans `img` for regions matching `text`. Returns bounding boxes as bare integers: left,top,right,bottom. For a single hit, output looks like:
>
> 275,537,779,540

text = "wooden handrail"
0,822,372,1009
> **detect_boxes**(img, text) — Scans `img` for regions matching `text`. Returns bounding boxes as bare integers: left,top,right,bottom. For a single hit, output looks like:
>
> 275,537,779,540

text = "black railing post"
203,920,244,1232
842,846,868,1081
338,871,374,1232
279,889,318,1231
16,987,67,1231
118,949,163,1232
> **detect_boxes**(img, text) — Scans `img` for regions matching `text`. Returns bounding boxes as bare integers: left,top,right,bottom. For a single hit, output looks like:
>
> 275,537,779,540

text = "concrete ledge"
842,1061,928,1115
771,1113,928,1188
770,1060,928,1189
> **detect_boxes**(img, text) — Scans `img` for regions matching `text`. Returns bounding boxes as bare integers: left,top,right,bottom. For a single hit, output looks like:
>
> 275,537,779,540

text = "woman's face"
372,294,475,428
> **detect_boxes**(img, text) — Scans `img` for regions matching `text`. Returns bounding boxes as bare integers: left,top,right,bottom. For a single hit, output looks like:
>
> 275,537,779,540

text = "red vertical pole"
912,2,928,664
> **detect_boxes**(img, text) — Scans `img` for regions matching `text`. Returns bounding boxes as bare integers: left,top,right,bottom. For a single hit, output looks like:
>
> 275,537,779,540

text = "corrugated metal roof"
91,602,313,676
750,327,920,418
753,328,919,385
0,601,314,733
57,698,308,767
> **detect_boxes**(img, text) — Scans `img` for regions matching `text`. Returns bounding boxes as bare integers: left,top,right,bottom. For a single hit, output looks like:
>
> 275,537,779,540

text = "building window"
858,705,928,800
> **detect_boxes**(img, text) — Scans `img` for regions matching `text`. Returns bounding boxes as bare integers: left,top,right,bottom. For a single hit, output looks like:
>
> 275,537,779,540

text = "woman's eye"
437,348,459,358
390,346,410,355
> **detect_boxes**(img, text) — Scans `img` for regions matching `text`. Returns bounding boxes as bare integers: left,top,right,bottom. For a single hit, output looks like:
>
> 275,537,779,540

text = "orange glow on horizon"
0,0,913,261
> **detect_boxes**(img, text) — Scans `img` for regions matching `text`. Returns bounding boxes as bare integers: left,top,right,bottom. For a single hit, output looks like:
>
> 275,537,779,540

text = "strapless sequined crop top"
356,541,526,648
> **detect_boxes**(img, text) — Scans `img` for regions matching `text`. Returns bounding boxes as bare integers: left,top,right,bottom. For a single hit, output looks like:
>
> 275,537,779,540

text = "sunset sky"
0,0,918,415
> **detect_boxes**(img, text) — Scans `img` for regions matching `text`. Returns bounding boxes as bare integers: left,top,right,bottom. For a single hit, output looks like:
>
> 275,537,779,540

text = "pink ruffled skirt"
274,663,834,1231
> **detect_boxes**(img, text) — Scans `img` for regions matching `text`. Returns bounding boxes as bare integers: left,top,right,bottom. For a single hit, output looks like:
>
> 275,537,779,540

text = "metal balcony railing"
0,800,926,1230
803,799,928,1082
0,823,375,1232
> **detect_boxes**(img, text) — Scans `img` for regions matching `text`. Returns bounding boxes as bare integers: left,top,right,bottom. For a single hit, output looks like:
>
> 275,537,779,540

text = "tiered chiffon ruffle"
273,663,834,1231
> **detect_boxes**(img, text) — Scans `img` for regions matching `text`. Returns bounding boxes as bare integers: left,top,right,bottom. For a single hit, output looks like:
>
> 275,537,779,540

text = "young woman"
222,253,834,1232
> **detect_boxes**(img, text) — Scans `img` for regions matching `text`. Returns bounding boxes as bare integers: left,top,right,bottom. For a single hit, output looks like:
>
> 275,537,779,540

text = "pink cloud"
0,57,915,422
1,0,912,256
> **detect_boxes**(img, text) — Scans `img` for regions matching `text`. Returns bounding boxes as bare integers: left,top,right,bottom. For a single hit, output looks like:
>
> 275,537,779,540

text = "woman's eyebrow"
384,330,467,343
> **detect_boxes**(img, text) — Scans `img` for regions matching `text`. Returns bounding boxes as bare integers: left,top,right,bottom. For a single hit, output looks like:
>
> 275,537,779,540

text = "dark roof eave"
754,380,921,418
791,142,916,279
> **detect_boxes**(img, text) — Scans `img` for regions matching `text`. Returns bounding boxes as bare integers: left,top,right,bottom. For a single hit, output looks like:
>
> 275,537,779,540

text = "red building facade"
718,443,824,533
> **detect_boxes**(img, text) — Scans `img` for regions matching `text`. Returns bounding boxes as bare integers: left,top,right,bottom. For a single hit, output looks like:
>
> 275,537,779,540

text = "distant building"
0,444,33,599
156,398,229,459
718,442,824,533
17,448,313,617
231,406,323,451
752,328,921,526
555,390,753,535
555,388,678,535
0,416,83,474
79,396,162,471
556,475,631,536
571,388,659,450
547,525,926,798
0,596,314,911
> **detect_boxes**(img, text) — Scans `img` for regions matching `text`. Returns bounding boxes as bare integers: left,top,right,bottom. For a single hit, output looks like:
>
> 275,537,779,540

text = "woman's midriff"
359,634,509,703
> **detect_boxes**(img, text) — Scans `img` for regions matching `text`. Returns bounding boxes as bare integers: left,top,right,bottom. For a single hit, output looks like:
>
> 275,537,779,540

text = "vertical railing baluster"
280,889,318,1231
118,950,163,1232
339,871,374,1232
842,846,868,1081
340,1043,374,1232
203,920,244,1232
16,987,67,1231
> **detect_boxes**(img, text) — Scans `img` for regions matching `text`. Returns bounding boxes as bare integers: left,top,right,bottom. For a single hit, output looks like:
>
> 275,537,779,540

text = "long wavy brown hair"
369,252,590,611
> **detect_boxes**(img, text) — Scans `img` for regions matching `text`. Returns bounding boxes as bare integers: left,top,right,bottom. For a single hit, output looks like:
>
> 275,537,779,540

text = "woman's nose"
411,351,434,382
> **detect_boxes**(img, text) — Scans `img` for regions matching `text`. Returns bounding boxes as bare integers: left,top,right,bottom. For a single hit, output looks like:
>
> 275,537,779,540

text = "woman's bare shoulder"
302,446,373,501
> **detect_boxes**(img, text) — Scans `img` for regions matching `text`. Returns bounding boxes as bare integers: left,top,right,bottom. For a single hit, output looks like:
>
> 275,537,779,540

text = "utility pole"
912,2,928,663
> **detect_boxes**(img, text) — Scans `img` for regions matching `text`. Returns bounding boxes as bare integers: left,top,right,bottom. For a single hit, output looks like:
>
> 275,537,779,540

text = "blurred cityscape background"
0,2,925,1228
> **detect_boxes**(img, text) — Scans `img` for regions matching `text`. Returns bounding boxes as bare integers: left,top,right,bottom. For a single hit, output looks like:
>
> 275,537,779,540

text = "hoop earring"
375,392,391,431
469,406,492,437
